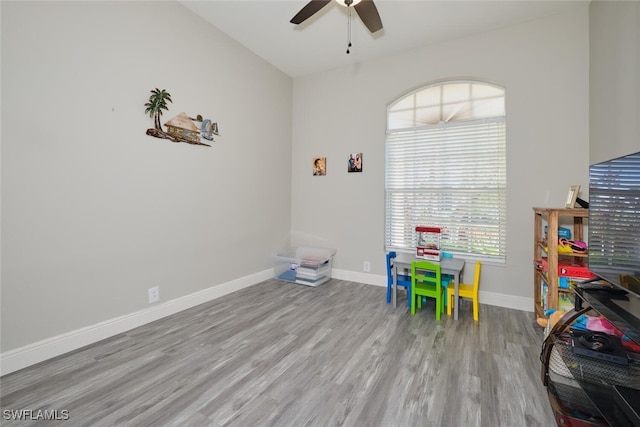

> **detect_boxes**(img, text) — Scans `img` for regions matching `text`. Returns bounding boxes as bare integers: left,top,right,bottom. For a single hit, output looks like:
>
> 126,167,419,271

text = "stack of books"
295,256,331,286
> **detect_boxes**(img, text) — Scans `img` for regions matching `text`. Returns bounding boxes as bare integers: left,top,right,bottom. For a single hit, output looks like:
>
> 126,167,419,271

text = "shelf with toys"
533,207,593,320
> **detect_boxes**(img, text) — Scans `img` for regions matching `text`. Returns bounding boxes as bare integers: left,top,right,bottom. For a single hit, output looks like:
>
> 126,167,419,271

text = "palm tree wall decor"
143,88,215,147
144,88,172,131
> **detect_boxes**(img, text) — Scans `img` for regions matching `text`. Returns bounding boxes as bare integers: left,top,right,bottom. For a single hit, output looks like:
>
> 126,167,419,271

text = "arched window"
385,80,506,262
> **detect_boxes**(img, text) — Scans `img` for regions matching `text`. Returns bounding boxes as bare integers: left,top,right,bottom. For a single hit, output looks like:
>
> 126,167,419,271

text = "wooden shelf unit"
533,207,589,319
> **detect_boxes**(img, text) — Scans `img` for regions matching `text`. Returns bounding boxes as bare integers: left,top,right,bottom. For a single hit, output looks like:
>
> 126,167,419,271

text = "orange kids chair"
447,260,481,321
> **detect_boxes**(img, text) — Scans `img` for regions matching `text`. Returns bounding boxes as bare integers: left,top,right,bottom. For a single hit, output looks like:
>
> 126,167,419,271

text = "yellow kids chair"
447,260,481,321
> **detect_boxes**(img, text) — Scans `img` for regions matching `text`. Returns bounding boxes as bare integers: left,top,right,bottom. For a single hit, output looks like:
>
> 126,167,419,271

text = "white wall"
1,1,292,356
1,1,596,374
589,1,640,164
291,5,591,303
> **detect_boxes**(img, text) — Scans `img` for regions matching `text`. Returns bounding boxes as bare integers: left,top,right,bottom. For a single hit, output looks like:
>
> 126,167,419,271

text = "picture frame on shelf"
565,185,580,208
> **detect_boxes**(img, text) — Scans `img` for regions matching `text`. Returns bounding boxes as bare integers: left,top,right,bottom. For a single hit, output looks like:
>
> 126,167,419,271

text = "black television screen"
588,151,640,298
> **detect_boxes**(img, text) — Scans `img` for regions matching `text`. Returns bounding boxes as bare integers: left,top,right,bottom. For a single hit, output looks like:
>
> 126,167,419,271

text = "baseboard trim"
478,290,533,312
1,268,533,376
331,268,534,312
331,268,387,287
0,269,272,376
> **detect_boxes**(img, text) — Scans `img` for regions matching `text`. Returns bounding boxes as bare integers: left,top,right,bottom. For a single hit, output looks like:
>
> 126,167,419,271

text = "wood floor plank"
1,279,555,426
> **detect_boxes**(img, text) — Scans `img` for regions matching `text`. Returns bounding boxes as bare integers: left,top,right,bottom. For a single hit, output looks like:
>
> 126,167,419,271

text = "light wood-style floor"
1,279,555,427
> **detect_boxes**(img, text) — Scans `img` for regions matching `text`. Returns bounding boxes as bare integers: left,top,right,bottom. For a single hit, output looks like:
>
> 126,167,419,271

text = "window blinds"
385,119,507,261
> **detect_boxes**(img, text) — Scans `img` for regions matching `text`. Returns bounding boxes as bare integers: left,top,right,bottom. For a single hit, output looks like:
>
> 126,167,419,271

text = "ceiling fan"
290,0,383,34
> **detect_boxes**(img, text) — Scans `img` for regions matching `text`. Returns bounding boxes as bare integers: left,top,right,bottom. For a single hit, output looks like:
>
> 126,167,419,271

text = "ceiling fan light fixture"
335,0,363,7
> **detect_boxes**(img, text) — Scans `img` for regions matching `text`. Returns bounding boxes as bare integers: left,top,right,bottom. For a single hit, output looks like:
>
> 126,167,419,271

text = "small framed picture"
313,157,326,176
565,185,580,208
348,153,362,173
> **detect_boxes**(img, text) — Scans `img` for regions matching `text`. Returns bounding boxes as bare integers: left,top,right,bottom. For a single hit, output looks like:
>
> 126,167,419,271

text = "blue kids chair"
386,251,412,307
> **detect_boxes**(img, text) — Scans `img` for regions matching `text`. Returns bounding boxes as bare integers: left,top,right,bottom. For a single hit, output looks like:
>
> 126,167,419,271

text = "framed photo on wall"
348,153,362,173
313,157,326,176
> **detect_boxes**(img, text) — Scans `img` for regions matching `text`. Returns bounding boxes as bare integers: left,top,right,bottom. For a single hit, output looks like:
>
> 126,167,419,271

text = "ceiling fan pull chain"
346,5,352,54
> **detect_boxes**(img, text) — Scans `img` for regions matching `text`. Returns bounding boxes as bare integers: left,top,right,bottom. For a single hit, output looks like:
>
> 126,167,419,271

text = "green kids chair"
411,260,449,320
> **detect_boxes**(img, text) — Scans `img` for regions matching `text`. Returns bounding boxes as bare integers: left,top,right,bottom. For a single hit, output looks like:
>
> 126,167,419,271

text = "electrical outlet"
148,286,160,304
363,261,371,272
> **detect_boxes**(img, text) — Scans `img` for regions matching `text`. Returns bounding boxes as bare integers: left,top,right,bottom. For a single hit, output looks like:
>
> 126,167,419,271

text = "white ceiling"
179,0,587,78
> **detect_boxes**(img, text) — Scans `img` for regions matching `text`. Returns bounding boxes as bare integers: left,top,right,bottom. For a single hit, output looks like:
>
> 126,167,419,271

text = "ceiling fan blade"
290,0,332,25
354,0,383,33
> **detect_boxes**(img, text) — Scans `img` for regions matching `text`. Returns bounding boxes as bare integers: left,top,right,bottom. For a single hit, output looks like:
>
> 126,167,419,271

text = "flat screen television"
588,151,640,299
